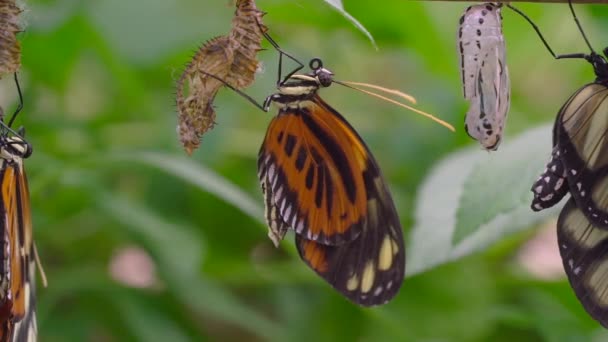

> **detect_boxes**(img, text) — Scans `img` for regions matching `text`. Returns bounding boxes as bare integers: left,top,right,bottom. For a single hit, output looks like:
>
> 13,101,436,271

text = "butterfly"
256,58,406,306
457,3,510,151
0,75,41,341
201,22,453,304
523,0,608,328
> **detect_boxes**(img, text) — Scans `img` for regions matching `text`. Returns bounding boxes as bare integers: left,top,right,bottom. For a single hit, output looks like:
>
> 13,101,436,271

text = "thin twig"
423,0,607,3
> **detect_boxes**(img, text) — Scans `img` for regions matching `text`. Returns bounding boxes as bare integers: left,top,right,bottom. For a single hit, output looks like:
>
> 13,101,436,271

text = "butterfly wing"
258,98,370,246
531,147,569,211
555,83,608,227
294,159,404,306
258,95,405,306
0,158,36,341
557,198,608,328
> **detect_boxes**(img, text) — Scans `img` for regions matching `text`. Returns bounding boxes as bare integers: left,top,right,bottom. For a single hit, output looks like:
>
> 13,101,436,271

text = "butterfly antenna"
506,4,558,59
568,0,595,54
340,81,418,105
334,80,455,131
7,72,23,128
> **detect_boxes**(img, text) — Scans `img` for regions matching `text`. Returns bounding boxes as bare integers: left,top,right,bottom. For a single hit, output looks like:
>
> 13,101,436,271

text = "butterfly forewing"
555,83,608,227
531,148,569,211
258,96,369,246
458,3,510,150
558,198,608,328
0,141,36,341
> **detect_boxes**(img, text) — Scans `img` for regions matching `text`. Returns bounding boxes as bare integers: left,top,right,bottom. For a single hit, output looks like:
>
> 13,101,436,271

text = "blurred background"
3,0,608,340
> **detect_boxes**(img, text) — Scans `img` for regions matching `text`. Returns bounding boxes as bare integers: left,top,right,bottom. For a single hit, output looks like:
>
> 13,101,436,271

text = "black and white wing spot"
531,148,569,211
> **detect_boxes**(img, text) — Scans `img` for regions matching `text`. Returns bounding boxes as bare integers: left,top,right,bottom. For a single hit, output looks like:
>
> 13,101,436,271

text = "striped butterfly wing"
557,197,608,328
458,3,510,150
0,153,36,341
258,95,405,306
294,160,404,305
258,97,368,246
555,82,608,227
531,100,571,211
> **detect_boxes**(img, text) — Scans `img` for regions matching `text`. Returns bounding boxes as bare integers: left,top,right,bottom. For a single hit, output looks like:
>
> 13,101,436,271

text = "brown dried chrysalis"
0,0,22,77
176,0,267,155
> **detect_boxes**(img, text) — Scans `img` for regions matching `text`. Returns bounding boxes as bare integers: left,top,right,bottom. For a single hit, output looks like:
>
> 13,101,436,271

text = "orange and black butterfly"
256,58,406,305
0,75,40,341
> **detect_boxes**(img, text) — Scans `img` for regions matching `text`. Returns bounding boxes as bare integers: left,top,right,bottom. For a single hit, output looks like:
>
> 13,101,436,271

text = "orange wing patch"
298,238,328,273
258,97,369,245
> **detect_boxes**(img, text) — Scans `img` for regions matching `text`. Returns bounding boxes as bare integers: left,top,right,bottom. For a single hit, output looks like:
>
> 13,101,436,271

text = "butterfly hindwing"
295,162,404,306
557,198,608,328
555,83,608,227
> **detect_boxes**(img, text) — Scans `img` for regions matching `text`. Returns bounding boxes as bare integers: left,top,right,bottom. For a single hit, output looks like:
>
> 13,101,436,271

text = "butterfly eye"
316,70,333,87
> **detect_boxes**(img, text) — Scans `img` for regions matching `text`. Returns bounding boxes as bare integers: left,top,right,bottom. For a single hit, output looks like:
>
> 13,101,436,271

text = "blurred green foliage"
4,0,608,341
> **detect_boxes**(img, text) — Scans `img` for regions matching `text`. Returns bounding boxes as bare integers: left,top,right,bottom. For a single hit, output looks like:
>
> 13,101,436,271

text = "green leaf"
407,124,561,276
121,152,264,224
113,293,192,342
98,191,286,340
322,0,377,49
97,191,203,276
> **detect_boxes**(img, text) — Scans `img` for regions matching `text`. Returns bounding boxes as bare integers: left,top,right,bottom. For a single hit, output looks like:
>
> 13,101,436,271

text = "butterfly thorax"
589,49,608,84
267,66,334,110
0,136,31,161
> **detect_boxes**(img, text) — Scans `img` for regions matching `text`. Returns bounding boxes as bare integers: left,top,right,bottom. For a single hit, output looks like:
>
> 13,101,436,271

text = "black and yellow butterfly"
0,75,39,341
524,1,608,328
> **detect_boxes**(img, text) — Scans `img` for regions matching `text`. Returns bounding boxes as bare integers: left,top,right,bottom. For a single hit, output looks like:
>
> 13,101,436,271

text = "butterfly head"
278,58,334,95
590,48,608,84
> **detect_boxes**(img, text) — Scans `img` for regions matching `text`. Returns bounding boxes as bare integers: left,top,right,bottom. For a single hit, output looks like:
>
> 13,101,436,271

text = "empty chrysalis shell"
176,36,233,155
176,0,267,155
0,0,22,77
226,0,267,89
457,3,510,151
